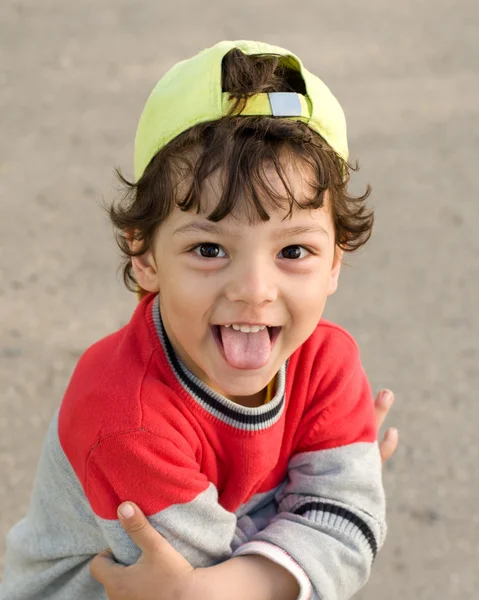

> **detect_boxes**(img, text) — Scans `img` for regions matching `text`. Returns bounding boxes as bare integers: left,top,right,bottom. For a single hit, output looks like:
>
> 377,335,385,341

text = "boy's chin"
208,371,271,401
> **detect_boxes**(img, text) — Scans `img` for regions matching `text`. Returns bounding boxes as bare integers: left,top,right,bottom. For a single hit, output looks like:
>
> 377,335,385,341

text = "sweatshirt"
1,293,386,600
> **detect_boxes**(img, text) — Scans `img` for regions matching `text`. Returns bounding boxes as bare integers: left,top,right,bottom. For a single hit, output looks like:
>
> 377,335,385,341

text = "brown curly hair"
110,48,373,293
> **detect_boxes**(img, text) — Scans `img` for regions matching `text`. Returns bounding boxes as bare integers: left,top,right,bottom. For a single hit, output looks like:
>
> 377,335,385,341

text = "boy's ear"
327,248,343,296
129,238,160,293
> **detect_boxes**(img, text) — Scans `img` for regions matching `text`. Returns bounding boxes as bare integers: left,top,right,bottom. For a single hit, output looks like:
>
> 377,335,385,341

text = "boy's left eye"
278,245,310,260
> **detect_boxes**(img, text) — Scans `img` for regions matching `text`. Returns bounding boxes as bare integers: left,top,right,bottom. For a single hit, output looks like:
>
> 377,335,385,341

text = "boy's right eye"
192,243,227,258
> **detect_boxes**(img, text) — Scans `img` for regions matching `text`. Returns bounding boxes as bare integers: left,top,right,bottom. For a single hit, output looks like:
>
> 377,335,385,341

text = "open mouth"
210,324,282,370
212,325,281,346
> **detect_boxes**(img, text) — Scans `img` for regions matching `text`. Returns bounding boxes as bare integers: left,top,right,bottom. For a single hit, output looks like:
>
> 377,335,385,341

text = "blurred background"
1,0,478,597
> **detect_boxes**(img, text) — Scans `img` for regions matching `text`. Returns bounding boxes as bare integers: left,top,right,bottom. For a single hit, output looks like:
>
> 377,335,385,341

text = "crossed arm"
90,390,397,600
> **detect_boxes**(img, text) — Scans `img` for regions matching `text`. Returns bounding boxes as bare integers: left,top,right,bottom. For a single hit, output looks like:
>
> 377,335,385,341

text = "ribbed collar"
152,297,286,431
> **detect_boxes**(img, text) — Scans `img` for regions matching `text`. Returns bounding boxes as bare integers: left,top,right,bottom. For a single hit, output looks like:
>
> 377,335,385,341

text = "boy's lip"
212,322,281,327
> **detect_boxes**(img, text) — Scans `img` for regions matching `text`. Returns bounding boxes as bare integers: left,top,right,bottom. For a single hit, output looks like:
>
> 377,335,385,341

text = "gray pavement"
1,0,478,597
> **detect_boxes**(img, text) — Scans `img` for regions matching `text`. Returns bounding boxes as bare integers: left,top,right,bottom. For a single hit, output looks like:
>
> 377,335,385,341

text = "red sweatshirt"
1,293,386,600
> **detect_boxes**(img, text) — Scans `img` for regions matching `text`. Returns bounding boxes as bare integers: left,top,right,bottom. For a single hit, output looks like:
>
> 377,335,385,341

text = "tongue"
220,326,272,369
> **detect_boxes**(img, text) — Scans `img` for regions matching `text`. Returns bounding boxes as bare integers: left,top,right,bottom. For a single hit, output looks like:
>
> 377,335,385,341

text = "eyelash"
190,243,315,260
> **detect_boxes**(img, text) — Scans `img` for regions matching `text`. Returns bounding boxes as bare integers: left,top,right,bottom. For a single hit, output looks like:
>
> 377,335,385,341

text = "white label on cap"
268,92,302,117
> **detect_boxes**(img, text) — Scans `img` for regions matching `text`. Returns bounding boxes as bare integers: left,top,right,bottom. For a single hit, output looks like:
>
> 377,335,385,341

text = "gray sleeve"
84,430,240,569
233,442,387,600
233,494,279,548
95,483,238,568
0,416,239,600
0,415,108,600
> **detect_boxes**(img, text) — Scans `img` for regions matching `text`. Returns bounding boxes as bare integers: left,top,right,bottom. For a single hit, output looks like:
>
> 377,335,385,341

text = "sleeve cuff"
233,540,314,600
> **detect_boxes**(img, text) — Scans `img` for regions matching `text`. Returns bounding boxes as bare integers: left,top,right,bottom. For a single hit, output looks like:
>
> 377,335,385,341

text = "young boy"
1,40,386,600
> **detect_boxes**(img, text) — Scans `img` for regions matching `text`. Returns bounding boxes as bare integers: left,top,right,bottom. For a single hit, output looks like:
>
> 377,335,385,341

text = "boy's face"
133,160,342,405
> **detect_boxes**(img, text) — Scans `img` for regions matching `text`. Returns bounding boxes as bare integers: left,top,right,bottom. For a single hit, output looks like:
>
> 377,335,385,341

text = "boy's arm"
232,346,387,600
91,504,300,600
91,386,395,600
85,428,238,567
87,430,302,599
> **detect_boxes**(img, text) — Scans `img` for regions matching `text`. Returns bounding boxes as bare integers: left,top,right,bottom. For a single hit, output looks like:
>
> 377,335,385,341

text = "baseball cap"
134,40,348,181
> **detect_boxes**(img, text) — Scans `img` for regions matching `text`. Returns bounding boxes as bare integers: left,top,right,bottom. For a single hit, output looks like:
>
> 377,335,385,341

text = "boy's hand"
376,389,398,463
90,389,398,599
90,503,195,600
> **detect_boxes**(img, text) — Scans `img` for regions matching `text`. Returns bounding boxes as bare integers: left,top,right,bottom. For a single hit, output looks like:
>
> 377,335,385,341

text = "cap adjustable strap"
221,92,311,119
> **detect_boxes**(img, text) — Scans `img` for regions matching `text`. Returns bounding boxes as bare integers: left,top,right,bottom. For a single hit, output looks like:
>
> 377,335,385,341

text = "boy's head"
110,41,373,402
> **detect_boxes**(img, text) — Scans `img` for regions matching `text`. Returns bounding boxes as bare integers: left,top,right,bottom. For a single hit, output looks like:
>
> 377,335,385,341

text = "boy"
1,40,386,599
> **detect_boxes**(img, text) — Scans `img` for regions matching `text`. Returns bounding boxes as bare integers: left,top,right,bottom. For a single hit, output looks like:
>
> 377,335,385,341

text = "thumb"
117,502,168,556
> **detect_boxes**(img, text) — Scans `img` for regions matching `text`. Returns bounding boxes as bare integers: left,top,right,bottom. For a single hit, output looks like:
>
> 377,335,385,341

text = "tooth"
229,324,266,333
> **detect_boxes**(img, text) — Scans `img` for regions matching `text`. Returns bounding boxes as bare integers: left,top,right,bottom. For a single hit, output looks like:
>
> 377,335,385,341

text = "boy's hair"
110,48,373,293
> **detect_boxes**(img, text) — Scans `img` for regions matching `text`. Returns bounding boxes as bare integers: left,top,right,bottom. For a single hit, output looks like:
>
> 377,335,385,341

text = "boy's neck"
228,388,268,409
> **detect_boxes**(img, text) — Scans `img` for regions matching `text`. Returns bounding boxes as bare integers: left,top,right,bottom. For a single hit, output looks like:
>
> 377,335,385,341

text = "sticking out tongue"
220,326,272,369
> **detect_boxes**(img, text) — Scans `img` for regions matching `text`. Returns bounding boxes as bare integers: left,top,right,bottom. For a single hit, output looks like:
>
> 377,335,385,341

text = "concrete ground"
0,0,478,597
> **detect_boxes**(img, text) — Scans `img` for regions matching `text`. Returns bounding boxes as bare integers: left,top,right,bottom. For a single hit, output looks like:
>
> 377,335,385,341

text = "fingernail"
119,503,135,519
381,389,393,403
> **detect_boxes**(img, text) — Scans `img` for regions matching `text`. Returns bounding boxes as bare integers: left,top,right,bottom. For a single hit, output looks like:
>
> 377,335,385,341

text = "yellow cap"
134,40,348,181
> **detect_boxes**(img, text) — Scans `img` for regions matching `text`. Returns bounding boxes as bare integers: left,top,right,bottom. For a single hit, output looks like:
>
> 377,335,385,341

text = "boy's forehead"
164,190,333,238
159,155,335,240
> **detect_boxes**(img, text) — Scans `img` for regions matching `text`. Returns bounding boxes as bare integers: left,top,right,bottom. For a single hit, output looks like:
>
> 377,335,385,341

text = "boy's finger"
374,389,394,430
379,427,399,463
117,502,167,556
89,550,124,583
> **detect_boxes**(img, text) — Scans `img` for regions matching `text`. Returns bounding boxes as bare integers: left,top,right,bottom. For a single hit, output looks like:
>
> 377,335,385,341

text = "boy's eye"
279,245,310,260
193,243,227,258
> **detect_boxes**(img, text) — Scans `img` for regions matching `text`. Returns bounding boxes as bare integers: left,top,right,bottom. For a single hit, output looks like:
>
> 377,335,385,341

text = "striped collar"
152,298,286,431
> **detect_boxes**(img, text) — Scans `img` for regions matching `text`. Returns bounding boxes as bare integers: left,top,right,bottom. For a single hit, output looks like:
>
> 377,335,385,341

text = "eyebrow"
275,225,330,239
173,221,329,239
174,222,224,236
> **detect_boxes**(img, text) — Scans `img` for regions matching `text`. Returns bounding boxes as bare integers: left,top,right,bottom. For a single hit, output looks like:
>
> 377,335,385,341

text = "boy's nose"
224,259,278,306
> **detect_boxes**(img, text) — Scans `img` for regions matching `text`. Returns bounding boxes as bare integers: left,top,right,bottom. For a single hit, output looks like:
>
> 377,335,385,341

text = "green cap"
134,40,348,181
